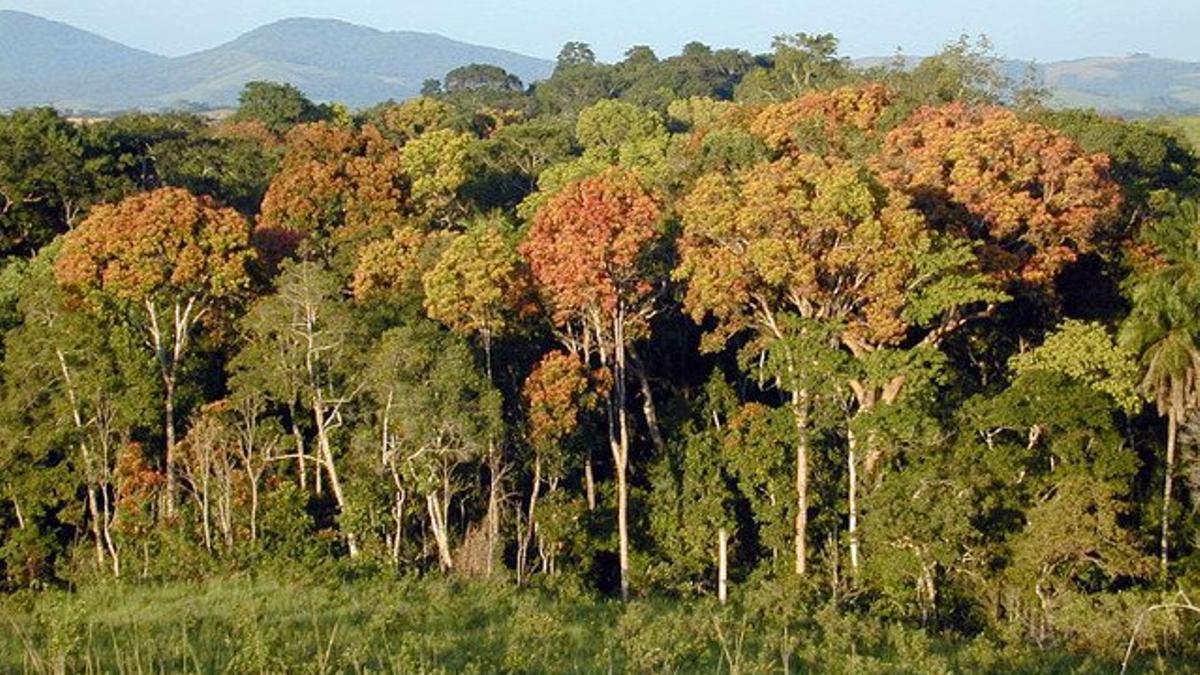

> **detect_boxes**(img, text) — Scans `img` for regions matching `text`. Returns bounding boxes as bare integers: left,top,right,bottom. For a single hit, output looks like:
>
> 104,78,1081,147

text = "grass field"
0,575,1183,674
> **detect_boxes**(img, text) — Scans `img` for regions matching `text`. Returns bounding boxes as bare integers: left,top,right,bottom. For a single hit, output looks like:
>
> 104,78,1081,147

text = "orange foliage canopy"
875,103,1122,285
749,84,894,157
258,122,406,250
677,154,931,351
521,169,663,327
523,350,608,454
56,187,256,310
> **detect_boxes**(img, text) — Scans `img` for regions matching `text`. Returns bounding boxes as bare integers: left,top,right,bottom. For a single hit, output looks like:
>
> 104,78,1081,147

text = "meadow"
2,574,1189,674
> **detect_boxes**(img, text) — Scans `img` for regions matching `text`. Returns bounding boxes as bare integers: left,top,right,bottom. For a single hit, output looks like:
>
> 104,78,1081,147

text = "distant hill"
855,53,1200,118
2,10,1200,117
0,13,554,112
0,10,165,78
1040,55,1200,116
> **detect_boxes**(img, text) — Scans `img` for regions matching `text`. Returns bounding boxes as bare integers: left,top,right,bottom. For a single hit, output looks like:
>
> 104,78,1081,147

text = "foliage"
3,32,1200,668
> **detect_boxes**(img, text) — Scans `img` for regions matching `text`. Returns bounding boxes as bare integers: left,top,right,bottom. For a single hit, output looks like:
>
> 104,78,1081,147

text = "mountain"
854,53,1200,117
2,11,1199,117
1040,55,1200,116
0,10,165,79
0,13,554,112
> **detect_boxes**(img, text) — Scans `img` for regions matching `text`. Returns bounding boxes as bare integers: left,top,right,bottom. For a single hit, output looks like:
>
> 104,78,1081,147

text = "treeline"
2,33,1199,660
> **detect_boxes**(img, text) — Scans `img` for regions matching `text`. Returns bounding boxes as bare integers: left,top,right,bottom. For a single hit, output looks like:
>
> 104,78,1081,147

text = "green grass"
0,575,1183,674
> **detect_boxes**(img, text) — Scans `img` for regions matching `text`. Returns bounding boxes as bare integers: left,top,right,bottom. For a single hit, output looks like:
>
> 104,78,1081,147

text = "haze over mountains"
2,9,1199,117
0,11,554,111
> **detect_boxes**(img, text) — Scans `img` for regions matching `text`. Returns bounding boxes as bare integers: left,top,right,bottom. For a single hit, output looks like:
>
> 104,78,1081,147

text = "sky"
3,0,1199,63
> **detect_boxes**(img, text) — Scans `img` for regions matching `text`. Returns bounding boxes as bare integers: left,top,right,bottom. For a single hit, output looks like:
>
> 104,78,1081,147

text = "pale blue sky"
4,0,1198,63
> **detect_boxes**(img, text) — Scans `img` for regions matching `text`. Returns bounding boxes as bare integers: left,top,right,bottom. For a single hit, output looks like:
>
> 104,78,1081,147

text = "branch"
1121,589,1200,674
920,303,998,349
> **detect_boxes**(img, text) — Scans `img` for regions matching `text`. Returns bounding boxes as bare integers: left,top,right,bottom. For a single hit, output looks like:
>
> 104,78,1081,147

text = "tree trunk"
164,375,178,515
1162,408,1178,576
428,492,454,571
718,527,728,605
584,450,597,510
484,442,501,577
289,402,307,492
791,390,809,577
631,352,665,453
613,318,632,602
482,332,501,576
518,454,543,585
313,394,357,557
848,426,860,578
56,349,108,570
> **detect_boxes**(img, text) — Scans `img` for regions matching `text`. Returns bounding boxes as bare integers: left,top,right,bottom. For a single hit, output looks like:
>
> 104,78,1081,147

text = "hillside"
1042,55,1200,116
0,9,165,78
0,13,554,112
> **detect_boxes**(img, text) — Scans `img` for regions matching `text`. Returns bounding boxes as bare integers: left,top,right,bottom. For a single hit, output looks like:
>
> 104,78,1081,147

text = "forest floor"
2,575,1186,674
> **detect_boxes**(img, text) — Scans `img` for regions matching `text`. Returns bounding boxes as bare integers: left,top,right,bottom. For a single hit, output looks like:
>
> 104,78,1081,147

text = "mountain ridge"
0,11,555,112
2,10,1199,117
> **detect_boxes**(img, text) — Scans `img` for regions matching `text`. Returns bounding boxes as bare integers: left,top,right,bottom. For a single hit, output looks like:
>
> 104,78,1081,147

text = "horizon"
2,1,1198,64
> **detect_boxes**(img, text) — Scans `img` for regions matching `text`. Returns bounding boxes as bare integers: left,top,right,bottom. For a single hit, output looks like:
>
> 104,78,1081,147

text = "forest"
2,34,1200,672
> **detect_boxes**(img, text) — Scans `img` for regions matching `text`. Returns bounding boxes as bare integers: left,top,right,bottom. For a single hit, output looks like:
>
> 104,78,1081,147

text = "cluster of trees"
2,33,1200,655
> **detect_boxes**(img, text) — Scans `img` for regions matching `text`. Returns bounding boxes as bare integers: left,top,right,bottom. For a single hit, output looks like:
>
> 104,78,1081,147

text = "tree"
876,103,1123,287
0,108,91,257
232,261,363,556
519,350,607,581
364,323,501,571
155,132,281,215
444,64,524,93
0,247,154,578
521,169,664,599
56,187,257,508
422,217,535,571
483,117,577,194
882,34,1011,108
397,129,476,224
748,84,894,159
233,81,330,135
537,46,618,115
1010,320,1141,415
735,33,851,102
423,216,534,376
576,100,666,155
556,42,597,70
678,155,1001,575
258,122,402,265
1120,201,1200,575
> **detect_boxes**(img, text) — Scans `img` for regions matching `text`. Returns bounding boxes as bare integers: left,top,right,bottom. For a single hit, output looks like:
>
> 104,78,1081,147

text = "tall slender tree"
56,187,257,508
521,168,664,600
1120,201,1200,575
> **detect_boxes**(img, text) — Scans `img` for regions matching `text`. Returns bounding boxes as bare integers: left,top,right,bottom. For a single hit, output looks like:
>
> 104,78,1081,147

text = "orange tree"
677,153,1002,575
520,168,663,600
258,121,475,272
56,187,257,506
518,350,608,582
874,102,1122,287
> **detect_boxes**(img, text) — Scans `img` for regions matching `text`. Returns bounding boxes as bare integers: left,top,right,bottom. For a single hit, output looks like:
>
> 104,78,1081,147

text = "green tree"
1120,201,1200,575
0,108,90,256
363,323,501,571
0,248,154,581
232,261,363,556
233,81,331,134
444,64,524,93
